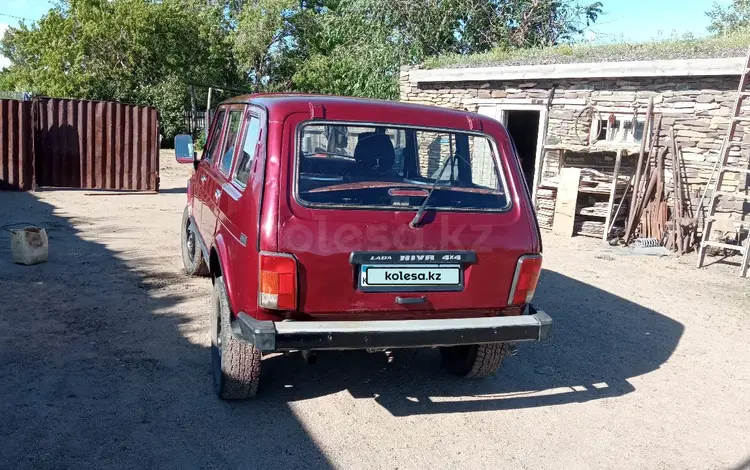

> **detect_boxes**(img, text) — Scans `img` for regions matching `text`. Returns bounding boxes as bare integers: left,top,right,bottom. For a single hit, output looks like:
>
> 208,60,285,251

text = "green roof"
423,32,750,70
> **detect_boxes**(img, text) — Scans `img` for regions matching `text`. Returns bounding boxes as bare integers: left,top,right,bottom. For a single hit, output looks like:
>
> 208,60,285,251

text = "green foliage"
0,0,239,140
196,128,207,151
232,0,298,91
245,0,605,99
1,0,607,121
139,75,187,141
289,3,403,99
293,42,401,99
707,0,750,35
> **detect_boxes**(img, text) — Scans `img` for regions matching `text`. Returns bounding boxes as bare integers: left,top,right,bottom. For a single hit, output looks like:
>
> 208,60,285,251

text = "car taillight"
508,254,542,306
259,252,297,310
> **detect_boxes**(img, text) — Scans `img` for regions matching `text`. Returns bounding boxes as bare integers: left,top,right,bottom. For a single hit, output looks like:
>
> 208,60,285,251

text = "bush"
196,128,207,151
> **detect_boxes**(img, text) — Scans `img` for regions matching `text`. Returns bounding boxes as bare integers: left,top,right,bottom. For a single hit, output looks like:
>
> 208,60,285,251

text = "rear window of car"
295,123,509,211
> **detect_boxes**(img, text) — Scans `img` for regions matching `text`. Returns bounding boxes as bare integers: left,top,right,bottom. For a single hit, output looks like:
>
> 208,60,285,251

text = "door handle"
214,189,221,200
200,175,207,183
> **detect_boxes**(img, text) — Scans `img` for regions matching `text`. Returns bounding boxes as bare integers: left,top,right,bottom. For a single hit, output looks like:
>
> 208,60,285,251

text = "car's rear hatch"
274,112,539,320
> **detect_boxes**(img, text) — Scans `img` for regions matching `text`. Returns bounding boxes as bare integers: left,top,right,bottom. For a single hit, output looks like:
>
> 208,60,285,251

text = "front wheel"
181,206,209,276
211,276,262,399
439,343,506,379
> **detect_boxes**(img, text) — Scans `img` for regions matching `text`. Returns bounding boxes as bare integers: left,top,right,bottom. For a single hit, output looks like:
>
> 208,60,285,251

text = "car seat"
353,132,395,177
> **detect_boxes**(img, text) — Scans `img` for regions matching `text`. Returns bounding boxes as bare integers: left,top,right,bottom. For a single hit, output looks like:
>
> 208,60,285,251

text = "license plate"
360,264,461,291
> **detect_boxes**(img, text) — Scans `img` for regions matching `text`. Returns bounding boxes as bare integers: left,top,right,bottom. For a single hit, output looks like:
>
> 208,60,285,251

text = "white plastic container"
10,226,49,265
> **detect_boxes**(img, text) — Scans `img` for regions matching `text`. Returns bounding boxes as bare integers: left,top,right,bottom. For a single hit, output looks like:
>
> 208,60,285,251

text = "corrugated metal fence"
0,99,33,190
0,97,160,191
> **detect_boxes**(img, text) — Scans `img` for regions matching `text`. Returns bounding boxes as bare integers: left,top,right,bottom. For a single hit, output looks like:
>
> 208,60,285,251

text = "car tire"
181,206,209,276
211,275,262,399
439,343,506,379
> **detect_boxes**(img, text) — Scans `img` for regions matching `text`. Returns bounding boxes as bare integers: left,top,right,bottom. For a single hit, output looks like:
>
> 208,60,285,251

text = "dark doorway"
505,110,540,192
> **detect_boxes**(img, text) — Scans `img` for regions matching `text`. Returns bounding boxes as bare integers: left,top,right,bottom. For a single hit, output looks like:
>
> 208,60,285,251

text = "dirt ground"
1,152,749,470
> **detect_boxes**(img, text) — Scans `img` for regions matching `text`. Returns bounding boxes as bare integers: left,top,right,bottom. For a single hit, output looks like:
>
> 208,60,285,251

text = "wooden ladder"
697,47,750,277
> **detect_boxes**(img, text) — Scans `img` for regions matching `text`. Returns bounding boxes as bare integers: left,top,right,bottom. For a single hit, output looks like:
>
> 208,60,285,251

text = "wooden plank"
670,127,684,256
532,88,555,207
552,167,581,237
602,148,623,242
606,172,633,236
625,97,654,243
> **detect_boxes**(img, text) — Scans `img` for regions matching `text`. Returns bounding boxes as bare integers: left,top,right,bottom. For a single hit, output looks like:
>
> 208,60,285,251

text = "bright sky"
592,0,730,43
0,0,735,70
0,0,53,69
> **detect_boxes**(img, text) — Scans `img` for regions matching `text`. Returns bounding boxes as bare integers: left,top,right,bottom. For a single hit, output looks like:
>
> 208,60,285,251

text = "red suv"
175,94,551,399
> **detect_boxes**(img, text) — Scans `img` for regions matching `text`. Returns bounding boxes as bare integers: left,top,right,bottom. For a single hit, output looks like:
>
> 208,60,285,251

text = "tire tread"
463,343,505,379
214,276,262,399
181,206,209,276
440,343,506,379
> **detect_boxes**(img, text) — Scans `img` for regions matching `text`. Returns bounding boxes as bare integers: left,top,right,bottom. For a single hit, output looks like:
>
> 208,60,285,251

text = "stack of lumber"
536,187,556,228
576,220,627,238
578,200,617,217
578,168,630,194
574,220,626,238
574,220,606,237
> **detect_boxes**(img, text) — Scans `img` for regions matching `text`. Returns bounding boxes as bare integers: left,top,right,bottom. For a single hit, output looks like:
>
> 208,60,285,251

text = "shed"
399,44,750,242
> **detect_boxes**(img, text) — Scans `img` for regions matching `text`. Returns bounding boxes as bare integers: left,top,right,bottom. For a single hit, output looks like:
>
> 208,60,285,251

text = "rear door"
276,115,535,318
214,108,266,315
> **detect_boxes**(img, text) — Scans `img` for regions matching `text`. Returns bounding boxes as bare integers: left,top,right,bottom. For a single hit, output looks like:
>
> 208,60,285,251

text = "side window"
203,109,226,162
234,116,261,186
217,110,243,176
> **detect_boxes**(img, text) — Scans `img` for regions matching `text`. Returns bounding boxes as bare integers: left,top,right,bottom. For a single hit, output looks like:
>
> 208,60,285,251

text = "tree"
231,0,298,92
240,0,604,99
707,0,750,34
288,0,604,99
0,0,240,139
350,0,603,56
289,2,406,98
2,0,605,123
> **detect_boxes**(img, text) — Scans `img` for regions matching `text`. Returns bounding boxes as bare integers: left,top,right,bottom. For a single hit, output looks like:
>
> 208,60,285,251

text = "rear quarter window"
234,116,262,186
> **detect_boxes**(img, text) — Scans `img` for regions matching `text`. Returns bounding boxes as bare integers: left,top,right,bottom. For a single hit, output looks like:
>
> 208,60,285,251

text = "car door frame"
211,105,270,318
203,104,247,251
194,107,228,249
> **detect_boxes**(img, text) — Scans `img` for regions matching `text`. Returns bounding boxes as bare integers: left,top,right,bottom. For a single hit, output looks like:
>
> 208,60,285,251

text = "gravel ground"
1,153,749,470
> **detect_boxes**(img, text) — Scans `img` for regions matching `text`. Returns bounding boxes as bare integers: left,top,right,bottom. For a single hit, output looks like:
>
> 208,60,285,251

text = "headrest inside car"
354,132,395,175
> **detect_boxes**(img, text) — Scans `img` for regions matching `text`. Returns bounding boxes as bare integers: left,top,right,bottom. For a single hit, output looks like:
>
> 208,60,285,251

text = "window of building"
591,113,648,146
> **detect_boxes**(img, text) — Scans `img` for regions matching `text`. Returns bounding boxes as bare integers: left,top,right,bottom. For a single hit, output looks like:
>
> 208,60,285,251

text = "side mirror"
175,134,195,164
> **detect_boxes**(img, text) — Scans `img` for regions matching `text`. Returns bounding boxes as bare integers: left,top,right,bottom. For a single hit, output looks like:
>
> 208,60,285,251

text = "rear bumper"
236,305,552,352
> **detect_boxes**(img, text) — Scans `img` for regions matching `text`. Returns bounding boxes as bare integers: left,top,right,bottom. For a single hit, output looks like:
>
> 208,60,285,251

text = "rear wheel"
181,206,209,276
211,275,262,399
439,343,506,379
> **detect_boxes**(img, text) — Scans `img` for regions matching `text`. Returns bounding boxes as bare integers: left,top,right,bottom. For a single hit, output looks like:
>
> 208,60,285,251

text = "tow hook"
301,350,317,365
506,344,519,356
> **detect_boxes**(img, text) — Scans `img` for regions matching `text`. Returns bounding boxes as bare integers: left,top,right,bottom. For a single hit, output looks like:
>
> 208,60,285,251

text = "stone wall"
399,67,750,236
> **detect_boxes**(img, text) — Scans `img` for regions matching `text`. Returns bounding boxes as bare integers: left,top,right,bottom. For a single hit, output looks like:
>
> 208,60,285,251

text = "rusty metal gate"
0,97,160,191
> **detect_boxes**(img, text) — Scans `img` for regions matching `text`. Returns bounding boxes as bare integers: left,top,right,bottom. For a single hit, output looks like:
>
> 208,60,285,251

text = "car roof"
221,93,486,130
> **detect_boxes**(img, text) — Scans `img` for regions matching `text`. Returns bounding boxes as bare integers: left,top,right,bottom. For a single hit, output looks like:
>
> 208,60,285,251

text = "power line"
0,12,34,22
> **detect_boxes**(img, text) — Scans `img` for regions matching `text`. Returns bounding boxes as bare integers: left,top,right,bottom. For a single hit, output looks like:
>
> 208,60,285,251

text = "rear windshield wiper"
410,154,455,228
